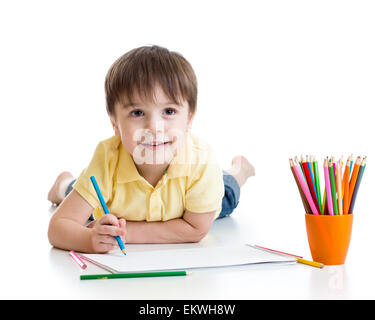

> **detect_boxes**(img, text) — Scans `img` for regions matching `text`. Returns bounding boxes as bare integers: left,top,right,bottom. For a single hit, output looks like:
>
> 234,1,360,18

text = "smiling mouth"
141,141,172,149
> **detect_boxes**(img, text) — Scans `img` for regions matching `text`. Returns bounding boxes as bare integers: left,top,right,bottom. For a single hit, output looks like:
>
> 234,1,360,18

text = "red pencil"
254,245,303,258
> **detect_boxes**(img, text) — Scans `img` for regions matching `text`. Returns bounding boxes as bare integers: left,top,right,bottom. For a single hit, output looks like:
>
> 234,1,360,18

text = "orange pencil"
341,156,350,199
343,159,351,215
348,156,361,213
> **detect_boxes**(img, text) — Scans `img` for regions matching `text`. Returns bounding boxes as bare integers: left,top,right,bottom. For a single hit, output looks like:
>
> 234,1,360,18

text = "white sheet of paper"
81,244,296,273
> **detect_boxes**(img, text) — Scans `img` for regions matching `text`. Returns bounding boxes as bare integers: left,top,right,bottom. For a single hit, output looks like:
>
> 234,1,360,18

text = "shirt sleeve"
73,138,119,209
185,150,224,216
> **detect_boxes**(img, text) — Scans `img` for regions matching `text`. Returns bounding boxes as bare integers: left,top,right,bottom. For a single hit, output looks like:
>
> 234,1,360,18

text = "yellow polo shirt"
73,133,224,221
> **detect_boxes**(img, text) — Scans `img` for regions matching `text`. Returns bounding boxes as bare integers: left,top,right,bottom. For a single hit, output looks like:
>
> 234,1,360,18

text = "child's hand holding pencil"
89,214,126,253
90,175,127,255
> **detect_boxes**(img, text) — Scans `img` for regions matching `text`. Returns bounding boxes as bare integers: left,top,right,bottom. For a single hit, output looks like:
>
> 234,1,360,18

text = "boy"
48,45,254,253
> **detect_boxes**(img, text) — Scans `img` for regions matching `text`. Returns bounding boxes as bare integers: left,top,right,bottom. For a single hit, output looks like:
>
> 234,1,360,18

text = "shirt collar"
116,144,143,183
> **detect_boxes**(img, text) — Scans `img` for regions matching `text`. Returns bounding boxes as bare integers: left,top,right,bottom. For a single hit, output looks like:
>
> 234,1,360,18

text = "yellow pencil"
297,258,324,268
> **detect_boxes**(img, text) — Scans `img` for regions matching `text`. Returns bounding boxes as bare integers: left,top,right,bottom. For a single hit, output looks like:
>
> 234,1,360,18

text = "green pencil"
313,158,322,214
328,160,338,215
80,271,189,280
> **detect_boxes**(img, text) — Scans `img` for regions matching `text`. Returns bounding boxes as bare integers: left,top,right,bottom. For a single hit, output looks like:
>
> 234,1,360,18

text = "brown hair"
105,45,197,117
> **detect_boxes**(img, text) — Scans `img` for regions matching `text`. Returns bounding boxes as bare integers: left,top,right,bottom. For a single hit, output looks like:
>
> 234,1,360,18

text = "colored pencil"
90,176,127,255
343,157,351,214
307,160,318,205
253,245,323,268
289,159,311,213
69,250,87,269
80,271,189,280
291,161,319,215
341,157,350,199
296,258,324,269
332,157,336,183
309,156,315,182
349,157,366,214
349,155,354,178
336,161,343,215
313,156,322,214
290,155,366,216
254,244,303,258
296,157,307,184
322,188,327,214
324,158,334,215
302,160,320,214
328,159,338,215
348,157,361,209
295,157,303,175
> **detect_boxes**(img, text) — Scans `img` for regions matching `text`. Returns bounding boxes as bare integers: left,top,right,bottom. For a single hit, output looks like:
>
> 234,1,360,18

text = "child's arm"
125,209,217,243
48,190,125,253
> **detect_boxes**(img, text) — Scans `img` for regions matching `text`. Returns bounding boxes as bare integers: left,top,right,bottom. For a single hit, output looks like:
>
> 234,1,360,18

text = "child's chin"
133,145,176,165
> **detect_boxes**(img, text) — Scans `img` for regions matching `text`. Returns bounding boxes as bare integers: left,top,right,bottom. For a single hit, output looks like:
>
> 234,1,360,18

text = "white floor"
1,177,375,299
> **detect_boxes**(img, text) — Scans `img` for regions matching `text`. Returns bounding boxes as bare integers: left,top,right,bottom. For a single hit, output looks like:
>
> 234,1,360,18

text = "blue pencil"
349,155,354,179
90,176,126,255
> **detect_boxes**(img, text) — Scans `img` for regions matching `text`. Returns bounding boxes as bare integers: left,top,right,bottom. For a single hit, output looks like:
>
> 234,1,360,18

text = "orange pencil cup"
305,214,353,265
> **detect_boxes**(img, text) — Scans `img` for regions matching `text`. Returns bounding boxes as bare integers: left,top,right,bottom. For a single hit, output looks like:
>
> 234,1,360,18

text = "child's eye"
130,110,144,117
163,108,176,116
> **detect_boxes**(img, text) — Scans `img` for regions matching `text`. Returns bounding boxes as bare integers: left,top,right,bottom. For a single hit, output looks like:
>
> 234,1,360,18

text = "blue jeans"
65,171,240,220
218,171,240,218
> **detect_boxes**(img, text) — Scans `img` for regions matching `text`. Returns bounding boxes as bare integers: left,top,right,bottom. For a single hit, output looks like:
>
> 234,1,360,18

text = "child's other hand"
89,214,126,253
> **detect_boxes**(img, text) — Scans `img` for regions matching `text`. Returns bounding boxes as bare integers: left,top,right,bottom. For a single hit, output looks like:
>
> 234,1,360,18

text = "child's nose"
145,115,165,135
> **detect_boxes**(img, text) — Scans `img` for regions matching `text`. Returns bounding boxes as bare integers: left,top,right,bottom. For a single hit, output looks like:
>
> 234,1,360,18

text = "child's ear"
110,116,120,136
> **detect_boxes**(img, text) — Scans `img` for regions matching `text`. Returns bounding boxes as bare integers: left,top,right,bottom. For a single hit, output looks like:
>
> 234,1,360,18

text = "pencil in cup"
302,160,321,214
289,159,311,214
336,160,343,215
290,159,319,215
342,157,351,214
349,157,366,214
323,158,334,215
328,159,338,215
348,157,361,212
90,175,127,255
291,155,366,215
312,157,323,214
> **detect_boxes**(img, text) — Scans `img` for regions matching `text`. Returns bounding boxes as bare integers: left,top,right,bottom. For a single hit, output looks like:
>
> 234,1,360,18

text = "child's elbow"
47,220,56,247
190,228,209,243
47,217,59,247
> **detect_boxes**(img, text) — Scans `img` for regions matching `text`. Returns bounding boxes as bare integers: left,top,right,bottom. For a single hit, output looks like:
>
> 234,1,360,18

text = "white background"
0,0,374,299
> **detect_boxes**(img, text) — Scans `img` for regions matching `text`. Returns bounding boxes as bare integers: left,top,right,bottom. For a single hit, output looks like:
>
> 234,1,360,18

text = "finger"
118,218,126,236
98,235,118,246
98,225,124,237
98,214,119,227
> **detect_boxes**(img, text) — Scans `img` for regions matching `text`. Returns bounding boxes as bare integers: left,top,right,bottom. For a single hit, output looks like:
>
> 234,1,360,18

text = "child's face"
111,86,195,165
